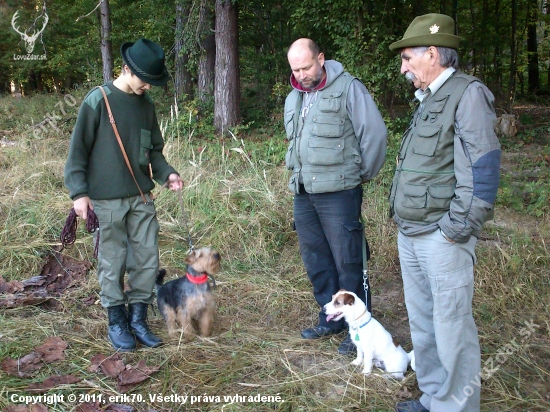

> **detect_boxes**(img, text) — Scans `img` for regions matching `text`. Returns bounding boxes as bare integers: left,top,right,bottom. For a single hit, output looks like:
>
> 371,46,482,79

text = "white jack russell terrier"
324,290,415,380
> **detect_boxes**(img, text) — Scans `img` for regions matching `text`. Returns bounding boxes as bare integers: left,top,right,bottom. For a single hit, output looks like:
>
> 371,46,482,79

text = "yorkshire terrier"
156,247,221,338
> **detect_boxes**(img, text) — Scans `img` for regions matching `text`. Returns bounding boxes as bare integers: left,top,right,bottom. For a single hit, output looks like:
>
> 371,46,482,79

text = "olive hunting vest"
389,72,477,224
284,72,362,194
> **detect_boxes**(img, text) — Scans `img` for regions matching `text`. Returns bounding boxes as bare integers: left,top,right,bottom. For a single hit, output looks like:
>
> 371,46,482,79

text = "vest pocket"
413,125,441,157
318,91,343,112
429,95,449,114
311,116,345,137
427,185,455,210
285,143,294,170
402,183,426,209
139,129,153,166
284,109,295,138
307,138,344,165
398,184,455,220
306,172,344,193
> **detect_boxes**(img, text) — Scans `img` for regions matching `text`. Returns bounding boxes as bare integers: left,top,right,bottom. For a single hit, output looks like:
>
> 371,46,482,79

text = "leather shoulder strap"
98,86,149,204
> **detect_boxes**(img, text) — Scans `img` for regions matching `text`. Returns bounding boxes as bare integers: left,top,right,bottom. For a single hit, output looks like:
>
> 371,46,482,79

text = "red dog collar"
186,272,208,284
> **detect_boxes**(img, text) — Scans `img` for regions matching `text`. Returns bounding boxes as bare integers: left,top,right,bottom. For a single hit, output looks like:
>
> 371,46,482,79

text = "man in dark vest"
389,14,501,412
284,38,387,354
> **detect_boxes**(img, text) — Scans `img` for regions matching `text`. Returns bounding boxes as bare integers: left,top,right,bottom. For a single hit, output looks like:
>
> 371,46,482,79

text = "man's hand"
166,173,184,191
74,196,93,220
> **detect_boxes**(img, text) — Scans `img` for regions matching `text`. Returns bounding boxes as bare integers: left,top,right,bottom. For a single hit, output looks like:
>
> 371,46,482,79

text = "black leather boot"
128,303,162,348
107,305,136,352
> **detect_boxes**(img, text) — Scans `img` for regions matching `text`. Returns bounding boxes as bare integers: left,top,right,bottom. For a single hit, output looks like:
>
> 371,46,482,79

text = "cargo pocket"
284,109,295,137
427,95,449,123
288,174,300,193
307,138,344,165
343,220,363,264
311,115,345,138
92,207,113,257
413,125,441,157
285,138,294,170
432,265,474,322
318,91,343,112
307,173,344,193
427,185,455,210
402,183,427,209
139,130,153,166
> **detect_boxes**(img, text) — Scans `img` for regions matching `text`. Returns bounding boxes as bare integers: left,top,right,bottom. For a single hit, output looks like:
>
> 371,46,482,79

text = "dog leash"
174,193,218,289
360,216,370,295
176,188,194,253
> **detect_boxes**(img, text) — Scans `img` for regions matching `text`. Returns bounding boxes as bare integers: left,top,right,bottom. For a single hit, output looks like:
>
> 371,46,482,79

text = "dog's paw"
351,358,362,366
391,373,405,381
373,359,385,369
362,370,372,376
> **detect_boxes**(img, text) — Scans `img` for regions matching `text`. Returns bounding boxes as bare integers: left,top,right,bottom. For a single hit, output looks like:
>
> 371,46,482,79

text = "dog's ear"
342,293,355,306
185,250,196,264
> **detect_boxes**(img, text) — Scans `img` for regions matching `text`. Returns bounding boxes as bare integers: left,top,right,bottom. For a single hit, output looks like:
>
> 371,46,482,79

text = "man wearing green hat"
388,14,501,412
65,38,184,352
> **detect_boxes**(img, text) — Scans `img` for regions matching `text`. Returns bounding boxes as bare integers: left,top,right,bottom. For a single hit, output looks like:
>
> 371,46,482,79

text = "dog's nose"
213,253,220,260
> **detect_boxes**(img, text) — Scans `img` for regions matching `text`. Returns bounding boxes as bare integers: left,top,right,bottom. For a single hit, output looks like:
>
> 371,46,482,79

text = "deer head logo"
11,11,49,54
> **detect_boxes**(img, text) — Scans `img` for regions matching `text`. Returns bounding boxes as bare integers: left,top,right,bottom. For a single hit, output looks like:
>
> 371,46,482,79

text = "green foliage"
497,147,550,217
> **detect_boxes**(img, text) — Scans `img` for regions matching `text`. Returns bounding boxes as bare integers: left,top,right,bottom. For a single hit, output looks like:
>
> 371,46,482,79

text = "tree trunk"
175,0,194,101
527,0,540,92
198,0,216,103
508,0,517,108
214,0,240,133
99,0,114,83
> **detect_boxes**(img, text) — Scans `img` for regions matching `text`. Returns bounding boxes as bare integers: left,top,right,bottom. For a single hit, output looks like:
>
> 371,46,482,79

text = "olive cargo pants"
93,196,160,308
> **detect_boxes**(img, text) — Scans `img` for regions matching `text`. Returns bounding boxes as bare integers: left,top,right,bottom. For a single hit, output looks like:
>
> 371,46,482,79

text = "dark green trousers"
92,196,160,307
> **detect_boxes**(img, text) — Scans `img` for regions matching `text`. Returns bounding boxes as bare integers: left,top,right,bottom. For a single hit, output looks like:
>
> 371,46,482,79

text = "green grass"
0,94,549,411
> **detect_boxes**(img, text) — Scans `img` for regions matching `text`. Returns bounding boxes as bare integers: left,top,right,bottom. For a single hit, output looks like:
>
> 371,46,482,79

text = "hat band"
124,49,165,80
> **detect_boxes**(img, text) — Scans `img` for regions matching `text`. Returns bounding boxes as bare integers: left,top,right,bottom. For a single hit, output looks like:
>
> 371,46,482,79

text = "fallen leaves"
117,360,160,393
0,248,91,309
1,337,67,377
88,354,160,392
1,336,160,411
27,374,81,392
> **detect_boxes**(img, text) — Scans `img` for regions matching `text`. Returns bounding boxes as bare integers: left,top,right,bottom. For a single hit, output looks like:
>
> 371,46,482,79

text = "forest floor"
0,94,549,412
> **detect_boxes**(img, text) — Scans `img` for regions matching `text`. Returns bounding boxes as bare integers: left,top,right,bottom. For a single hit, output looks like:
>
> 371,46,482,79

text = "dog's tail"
156,269,167,290
408,350,415,371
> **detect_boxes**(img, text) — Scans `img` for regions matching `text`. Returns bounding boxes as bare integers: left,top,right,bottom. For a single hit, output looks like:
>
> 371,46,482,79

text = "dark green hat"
121,38,169,86
389,13,461,51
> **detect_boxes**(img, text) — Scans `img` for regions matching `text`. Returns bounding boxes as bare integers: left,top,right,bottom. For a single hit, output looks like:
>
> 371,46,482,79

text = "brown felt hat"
389,13,461,51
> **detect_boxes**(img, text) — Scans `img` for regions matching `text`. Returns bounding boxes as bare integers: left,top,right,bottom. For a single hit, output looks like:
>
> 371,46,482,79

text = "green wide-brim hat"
121,38,169,86
389,13,461,51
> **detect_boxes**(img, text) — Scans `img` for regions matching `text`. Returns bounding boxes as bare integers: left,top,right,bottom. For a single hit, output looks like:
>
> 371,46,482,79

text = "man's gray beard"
303,67,324,90
405,72,416,82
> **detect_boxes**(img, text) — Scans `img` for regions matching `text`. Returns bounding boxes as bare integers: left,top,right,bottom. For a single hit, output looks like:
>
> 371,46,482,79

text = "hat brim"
120,41,169,86
389,33,461,51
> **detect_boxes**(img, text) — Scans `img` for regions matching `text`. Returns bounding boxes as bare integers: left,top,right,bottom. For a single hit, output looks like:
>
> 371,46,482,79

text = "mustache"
405,72,416,81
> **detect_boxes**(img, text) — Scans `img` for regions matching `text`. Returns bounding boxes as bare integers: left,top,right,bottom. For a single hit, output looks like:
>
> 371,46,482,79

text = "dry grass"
0,94,549,411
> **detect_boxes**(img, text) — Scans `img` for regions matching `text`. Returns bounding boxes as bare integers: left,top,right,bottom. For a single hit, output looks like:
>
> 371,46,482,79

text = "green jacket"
64,82,177,201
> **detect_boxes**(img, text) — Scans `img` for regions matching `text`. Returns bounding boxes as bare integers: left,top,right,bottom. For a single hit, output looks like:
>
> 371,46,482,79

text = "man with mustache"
388,14,501,412
284,38,387,354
